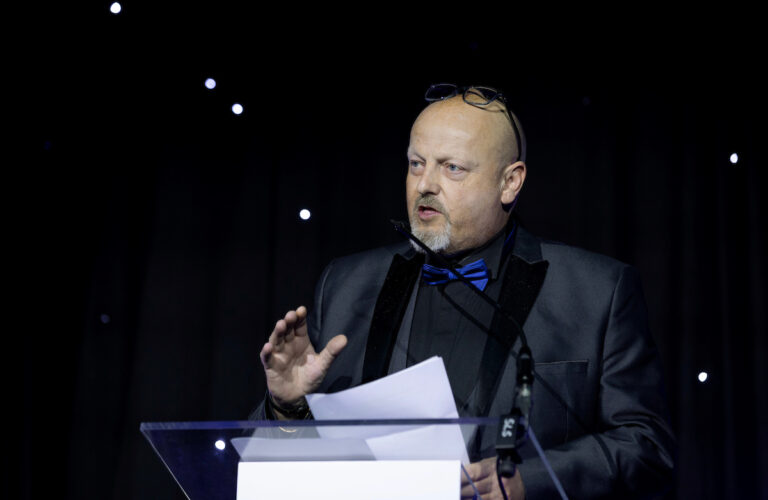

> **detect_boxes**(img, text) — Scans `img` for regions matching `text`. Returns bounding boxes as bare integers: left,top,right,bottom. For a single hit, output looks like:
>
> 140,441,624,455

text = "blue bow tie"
421,259,490,291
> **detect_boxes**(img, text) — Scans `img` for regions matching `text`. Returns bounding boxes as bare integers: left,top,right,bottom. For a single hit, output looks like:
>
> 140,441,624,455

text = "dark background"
16,3,766,499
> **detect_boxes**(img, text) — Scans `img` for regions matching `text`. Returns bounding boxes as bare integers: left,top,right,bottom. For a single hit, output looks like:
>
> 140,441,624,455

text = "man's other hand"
259,306,347,417
461,456,525,500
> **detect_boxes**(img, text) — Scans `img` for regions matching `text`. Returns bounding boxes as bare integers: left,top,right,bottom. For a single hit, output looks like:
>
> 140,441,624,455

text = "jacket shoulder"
541,238,629,271
532,235,638,298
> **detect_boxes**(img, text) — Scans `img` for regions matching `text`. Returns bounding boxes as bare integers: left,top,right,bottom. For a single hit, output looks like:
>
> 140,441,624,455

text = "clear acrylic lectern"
141,417,501,499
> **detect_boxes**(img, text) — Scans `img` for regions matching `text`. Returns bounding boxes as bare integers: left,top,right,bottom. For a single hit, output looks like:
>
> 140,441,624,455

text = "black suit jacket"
254,226,676,498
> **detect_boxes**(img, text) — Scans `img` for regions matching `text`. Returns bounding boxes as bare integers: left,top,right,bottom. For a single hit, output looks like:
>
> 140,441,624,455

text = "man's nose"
417,162,441,195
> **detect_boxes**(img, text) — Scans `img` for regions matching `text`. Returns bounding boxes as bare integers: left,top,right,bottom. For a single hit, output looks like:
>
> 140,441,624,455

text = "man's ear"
500,161,526,205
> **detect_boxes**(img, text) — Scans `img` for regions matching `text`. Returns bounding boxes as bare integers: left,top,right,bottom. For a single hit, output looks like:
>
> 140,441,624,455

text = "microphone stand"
390,220,543,499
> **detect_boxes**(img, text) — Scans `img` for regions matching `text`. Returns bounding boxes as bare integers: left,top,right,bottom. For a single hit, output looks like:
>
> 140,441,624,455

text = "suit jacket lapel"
472,227,549,416
362,249,424,384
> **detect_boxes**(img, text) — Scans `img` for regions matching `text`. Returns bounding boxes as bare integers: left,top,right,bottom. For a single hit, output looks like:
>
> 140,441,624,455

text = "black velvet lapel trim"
362,252,424,384
474,254,549,416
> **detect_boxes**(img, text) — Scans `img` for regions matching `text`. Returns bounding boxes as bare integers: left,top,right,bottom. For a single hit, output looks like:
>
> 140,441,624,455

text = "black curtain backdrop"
17,5,766,500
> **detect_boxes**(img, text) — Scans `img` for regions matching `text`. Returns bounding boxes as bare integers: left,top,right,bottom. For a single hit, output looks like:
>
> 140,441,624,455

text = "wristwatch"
266,392,313,420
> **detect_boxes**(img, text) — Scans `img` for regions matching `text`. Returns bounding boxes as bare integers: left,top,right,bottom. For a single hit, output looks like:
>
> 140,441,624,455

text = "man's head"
406,91,526,254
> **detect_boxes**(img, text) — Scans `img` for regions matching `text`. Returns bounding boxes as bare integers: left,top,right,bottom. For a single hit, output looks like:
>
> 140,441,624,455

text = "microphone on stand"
389,219,533,477
495,344,534,478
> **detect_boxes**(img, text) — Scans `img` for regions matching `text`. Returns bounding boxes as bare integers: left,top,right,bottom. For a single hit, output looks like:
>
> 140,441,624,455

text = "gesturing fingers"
267,306,308,348
259,341,274,368
316,334,348,368
268,319,288,350
294,305,308,329
282,306,308,341
287,306,308,338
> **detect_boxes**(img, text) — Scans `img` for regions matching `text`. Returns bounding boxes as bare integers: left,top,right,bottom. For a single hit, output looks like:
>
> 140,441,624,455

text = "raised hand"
259,306,347,410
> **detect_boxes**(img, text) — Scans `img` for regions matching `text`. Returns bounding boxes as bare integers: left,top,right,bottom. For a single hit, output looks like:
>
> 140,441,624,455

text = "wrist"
268,393,312,420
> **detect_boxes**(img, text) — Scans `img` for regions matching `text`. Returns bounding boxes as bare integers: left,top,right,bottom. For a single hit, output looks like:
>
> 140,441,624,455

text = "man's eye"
446,163,462,172
409,160,423,169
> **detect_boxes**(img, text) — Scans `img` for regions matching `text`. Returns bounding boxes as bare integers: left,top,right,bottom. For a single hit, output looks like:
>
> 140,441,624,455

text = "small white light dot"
299,209,311,220
729,153,739,164
231,103,243,115
110,2,122,14
204,78,216,90
215,439,226,450
698,371,708,383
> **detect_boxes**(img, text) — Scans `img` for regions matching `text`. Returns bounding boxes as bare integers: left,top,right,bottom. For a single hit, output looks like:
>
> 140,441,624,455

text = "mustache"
415,195,447,214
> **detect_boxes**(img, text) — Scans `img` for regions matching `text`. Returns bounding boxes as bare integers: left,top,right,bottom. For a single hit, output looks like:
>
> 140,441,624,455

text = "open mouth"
417,205,441,219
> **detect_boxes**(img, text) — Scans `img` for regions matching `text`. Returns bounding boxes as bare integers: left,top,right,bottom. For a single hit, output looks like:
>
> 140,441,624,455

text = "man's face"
406,97,520,254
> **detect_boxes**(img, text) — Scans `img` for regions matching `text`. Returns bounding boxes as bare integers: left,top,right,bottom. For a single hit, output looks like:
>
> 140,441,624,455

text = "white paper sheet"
305,356,470,464
306,356,458,420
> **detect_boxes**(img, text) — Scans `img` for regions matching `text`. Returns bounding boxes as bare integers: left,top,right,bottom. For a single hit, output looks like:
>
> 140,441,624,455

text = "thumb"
316,334,348,368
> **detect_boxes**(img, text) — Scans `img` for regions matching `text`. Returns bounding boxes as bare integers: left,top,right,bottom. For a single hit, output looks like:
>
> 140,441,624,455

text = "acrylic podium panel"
140,417,500,500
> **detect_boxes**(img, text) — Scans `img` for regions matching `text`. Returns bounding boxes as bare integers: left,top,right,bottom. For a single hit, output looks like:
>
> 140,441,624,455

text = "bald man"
254,86,675,499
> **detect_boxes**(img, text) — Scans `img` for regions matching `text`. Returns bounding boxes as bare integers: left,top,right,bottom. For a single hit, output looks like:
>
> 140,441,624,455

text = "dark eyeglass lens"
425,84,458,101
464,87,499,105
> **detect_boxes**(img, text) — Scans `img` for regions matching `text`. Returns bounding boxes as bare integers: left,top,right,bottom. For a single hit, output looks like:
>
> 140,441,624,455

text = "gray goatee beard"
409,220,452,254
